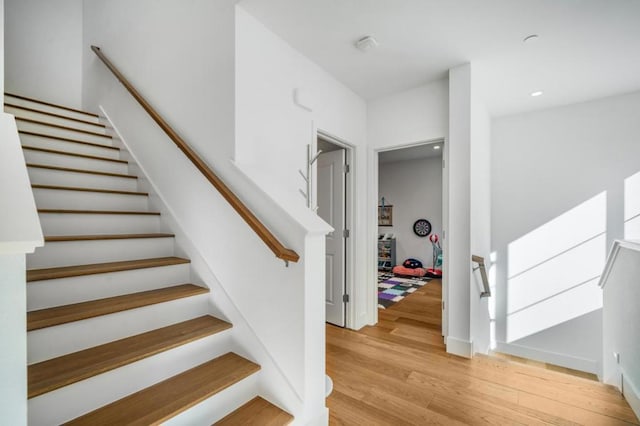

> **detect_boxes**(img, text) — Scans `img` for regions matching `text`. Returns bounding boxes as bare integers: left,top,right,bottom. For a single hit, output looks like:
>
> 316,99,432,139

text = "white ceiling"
379,142,443,164
239,0,640,116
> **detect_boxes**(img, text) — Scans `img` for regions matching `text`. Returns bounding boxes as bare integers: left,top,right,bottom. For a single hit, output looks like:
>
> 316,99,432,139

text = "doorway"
316,132,352,327
375,140,445,331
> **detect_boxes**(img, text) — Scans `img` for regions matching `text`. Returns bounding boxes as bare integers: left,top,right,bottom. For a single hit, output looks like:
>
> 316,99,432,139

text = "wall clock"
413,219,432,237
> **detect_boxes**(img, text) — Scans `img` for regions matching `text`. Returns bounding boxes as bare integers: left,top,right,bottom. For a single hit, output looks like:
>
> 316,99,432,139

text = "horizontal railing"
472,255,491,298
91,46,299,264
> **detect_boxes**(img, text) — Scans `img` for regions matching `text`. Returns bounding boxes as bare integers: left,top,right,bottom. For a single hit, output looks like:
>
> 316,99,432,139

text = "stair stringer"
100,107,306,424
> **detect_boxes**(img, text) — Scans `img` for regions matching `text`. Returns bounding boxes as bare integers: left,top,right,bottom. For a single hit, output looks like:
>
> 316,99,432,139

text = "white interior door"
318,149,346,326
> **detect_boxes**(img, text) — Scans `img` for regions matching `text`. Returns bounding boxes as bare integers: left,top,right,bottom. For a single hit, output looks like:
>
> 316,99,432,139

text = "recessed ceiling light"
530,91,543,97
523,34,539,43
355,35,378,52
433,145,441,150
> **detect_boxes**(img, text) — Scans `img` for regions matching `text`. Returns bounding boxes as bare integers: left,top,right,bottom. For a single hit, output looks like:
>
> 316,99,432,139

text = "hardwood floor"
326,279,639,425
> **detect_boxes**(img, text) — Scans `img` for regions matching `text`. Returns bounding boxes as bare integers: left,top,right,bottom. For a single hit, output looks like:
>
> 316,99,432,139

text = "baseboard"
495,341,599,374
623,372,640,421
446,336,473,359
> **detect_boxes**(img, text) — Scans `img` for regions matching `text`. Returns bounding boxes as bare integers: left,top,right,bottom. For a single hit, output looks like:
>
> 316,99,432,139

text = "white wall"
446,64,473,357
0,111,43,424
82,3,331,422
492,90,640,374
0,254,27,424
4,0,83,108
469,75,492,355
378,156,443,267
600,241,640,419
235,7,370,330
367,79,449,327
1,0,4,102
83,0,236,163
368,79,449,148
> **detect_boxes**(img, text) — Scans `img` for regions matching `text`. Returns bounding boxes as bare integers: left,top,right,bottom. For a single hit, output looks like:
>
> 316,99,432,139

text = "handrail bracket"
471,255,491,298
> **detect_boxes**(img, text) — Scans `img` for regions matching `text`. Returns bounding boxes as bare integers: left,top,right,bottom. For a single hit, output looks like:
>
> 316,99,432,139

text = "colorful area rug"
378,272,431,309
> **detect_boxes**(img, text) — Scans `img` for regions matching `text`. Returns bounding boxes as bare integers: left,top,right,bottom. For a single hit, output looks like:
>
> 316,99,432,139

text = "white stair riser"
39,212,161,235
166,374,259,425
6,106,108,134
19,133,119,159
28,293,210,363
23,149,128,175
27,263,190,310
16,120,112,145
33,188,149,212
27,237,175,269
4,95,101,123
27,167,138,192
28,331,234,426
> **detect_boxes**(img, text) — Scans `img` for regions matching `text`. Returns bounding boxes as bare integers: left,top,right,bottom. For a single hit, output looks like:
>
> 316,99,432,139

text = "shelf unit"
377,238,396,271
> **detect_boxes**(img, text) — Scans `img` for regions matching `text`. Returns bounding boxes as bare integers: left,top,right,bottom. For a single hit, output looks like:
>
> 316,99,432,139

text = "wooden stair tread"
65,353,260,426
5,92,100,117
215,397,294,426
15,117,111,138
32,184,147,196
27,256,189,282
38,209,159,215
29,315,231,398
27,283,206,331
5,103,106,128
27,163,137,179
22,145,127,164
19,131,119,150
45,233,174,242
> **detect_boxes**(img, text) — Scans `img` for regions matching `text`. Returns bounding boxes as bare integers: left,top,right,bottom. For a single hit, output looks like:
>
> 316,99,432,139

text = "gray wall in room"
378,155,443,267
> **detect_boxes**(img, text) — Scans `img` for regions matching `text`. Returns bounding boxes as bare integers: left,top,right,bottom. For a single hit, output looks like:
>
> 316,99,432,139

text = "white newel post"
0,113,44,424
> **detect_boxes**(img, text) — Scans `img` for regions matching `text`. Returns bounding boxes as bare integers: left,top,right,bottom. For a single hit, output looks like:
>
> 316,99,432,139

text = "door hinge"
442,300,445,310
344,164,350,173
442,158,445,168
343,294,350,303
343,229,350,238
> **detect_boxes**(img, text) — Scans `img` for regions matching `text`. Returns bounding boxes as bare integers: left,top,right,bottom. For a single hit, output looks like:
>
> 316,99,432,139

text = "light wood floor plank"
326,279,639,425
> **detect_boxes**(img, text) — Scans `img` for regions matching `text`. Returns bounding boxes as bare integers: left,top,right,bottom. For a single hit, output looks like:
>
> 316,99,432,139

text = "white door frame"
316,129,355,329
371,138,448,333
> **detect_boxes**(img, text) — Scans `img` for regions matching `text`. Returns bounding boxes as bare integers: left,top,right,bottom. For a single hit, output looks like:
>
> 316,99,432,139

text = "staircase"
5,93,294,425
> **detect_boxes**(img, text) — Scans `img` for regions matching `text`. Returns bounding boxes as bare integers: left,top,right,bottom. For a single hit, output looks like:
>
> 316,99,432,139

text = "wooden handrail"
91,46,299,264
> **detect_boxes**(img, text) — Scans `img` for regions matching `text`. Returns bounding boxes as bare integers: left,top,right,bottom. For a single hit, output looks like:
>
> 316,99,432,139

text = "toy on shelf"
426,233,443,278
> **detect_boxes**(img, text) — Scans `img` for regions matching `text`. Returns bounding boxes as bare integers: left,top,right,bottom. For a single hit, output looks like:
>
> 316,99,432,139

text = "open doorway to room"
316,132,354,328
375,140,445,335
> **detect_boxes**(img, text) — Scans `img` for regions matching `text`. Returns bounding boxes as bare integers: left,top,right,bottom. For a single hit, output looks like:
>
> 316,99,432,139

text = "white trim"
495,341,599,374
371,138,447,330
622,370,640,421
599,239,640,288
376,137,445,153
0,241,43,255
0,113,44,254
446,336,473,358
